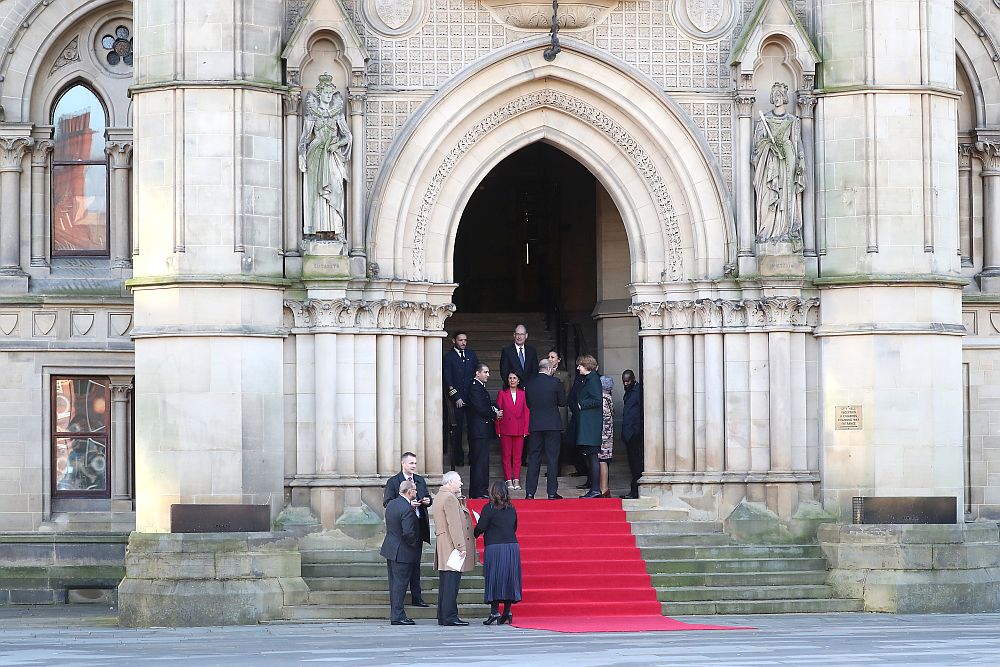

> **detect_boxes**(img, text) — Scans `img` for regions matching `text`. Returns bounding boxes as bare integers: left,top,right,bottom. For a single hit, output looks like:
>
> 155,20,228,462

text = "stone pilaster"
105,139,133,269
0,134,32,292
735,81,757,275
816,0,964,520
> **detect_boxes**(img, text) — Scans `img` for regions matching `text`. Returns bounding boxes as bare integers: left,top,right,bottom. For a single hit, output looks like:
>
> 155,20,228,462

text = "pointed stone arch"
367,37,734,285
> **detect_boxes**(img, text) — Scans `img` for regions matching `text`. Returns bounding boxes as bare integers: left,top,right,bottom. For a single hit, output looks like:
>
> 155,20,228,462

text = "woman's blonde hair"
576,354,598,371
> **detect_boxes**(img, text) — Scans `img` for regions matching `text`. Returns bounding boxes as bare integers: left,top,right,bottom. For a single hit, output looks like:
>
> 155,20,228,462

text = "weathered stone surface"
117,532,306,627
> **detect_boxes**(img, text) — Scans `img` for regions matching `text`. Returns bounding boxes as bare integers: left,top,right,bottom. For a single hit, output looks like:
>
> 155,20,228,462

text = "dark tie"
460,351,465,360
518,346,525,368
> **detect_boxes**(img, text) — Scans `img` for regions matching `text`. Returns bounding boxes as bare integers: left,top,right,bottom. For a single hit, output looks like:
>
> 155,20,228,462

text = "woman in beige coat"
432,470,477,626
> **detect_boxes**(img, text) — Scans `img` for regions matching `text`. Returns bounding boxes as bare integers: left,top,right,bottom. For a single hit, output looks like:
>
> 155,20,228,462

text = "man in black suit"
466,362,499,499
621,370,644,499
442,332,479,469
524,357,568,499
499,323,539,386
382,452,432,607
380,480,421,625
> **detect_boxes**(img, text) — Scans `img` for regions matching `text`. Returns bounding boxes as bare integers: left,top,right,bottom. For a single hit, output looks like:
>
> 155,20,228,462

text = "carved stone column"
106,140,133,268
797,90,817,264
347,74,367,276
110,378,134,509
735,84,756,275
0,136,32,278
29,138,53,267
959,143,974,266
977,141,1000,291
282,88,302,264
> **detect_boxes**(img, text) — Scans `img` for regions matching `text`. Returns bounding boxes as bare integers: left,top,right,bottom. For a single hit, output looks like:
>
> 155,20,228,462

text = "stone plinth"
819,523,1000,613
118,532,308,627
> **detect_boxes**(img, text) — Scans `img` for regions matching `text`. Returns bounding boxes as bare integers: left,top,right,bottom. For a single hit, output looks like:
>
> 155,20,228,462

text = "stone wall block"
931,543,1000,569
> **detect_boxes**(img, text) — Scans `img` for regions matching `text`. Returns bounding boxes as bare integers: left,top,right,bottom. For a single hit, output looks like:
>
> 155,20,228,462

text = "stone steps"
655,584,834,603
660,598,865,615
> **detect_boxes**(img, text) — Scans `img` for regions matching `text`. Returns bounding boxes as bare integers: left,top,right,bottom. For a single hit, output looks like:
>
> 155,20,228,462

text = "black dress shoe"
575,481,590,489
411,599,430,608
580,490,602,498
525,494,534,500
620,493,639,499
391,618,416,625
443,619,470,626
483,613,502,625
547,493,563,500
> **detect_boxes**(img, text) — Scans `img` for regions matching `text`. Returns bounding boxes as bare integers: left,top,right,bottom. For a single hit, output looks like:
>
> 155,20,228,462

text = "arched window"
51,84,109,256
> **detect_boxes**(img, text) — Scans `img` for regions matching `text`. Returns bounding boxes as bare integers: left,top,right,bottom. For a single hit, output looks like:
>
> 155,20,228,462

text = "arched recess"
955,2,1000,128
1,0,132,125
367,37,734,286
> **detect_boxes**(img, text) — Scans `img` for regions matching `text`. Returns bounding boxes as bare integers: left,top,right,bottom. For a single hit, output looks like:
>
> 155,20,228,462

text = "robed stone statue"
298,73,352,240
752,82,805,254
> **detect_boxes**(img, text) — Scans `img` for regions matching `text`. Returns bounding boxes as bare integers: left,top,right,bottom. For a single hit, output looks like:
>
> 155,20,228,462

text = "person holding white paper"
432,471,477,626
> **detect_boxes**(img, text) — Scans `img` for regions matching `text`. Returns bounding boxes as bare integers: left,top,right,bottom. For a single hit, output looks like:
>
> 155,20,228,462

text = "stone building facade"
0,0,997,581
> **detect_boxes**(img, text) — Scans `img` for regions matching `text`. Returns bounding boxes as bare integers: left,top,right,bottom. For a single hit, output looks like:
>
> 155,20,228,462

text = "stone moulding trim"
283,298,455,332
812,323,967,337
288,474,418,487
640,471,820,484
126,275,292,289
813,274,969,288
411,88,683,281
129,325,290,339
629,296,819,332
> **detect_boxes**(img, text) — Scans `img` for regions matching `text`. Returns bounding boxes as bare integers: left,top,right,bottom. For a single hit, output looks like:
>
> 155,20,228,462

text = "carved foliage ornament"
479,0,619,32
48,36,80,77
0,137,32,171
629,297,819,331
413,89,682,281
284,299,455,331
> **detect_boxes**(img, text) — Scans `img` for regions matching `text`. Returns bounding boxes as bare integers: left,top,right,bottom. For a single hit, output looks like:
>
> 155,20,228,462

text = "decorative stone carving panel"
362,0,429,37
48,36,81,77
284,298,455,332
631,297,819,332
480,0,618,32
672,0,739,41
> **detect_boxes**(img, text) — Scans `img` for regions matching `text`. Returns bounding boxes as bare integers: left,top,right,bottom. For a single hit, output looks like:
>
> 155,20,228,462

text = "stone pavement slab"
0,608,999,666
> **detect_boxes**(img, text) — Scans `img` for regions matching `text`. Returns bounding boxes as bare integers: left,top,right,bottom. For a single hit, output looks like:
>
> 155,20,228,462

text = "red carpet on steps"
466,497,747,633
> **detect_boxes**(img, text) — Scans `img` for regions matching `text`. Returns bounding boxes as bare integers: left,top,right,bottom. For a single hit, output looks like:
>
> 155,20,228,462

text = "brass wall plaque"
835,405,863,430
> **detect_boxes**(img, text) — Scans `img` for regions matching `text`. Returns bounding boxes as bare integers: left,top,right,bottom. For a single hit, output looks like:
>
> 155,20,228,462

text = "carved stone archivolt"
284,298,455,332
413,88,683,281
629,297,819,332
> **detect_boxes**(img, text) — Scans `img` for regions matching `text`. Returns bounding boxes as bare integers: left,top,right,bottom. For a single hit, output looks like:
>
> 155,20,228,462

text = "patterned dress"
599,391,614,461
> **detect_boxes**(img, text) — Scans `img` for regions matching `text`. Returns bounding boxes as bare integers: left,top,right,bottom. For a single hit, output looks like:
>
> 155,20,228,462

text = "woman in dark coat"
474,480,522,625
574,354,603,498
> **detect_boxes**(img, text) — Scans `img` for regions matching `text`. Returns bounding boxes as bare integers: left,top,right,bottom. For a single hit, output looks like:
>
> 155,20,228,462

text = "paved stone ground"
1,608,1000,666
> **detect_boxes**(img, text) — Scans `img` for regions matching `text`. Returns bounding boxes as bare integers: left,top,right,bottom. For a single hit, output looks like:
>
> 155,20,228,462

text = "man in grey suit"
380,480,421,625
523,358,567,499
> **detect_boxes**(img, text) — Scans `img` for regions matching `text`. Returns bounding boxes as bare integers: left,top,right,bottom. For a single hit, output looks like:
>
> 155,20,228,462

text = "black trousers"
469,437,490,498
525,430,561,497
387,559,413,622
449,405,468,467
437,569,463,624
624,435,644,496
407,550,423,602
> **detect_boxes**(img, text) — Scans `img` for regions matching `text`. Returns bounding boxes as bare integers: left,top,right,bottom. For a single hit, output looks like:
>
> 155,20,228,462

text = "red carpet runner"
467,497,745,633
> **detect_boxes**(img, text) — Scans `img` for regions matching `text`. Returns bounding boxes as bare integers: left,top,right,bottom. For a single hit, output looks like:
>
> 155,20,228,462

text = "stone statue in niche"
298,73,352,241
752,81,805,254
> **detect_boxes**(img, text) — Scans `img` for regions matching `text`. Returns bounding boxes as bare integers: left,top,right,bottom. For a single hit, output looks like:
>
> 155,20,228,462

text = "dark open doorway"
452,142,600,362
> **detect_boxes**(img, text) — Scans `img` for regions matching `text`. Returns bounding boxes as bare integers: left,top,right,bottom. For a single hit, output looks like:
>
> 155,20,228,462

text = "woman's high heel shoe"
483,613,502,625
499,611,512,625
601,490,611,497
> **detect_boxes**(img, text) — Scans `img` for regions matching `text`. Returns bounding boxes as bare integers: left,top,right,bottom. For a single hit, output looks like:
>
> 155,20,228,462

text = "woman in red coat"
495,372,530,490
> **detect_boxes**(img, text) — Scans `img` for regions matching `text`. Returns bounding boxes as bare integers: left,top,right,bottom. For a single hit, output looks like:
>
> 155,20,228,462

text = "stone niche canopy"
480,0,619,32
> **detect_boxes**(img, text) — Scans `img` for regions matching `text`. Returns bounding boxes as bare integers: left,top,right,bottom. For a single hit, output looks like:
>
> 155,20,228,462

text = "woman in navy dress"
474,480,522,625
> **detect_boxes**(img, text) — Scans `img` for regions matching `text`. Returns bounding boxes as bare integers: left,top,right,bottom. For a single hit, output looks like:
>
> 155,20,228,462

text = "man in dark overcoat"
524,357,567,499
442,331,479,468
380,480,421,625
621,369,644,499
382,451,432,607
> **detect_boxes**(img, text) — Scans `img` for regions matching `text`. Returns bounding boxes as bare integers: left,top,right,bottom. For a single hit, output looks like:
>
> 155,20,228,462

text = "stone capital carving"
0,137,33,172
105,141,133,169
665,301,696,330
977,141,1000,173
693,299,724,328
629,302,665,330
110,381,134,401
284,299,312,328
347,90,367,116
796,93,816,118
283,88,302,116
425,303,456,331
734,90,756,117
959,143,974,170
30,139,53,167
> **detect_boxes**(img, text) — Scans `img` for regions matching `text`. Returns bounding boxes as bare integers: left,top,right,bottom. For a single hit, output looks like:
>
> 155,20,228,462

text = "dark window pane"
54,437,108,492
52,86,106,162
54,378,109,434
52,164,108,253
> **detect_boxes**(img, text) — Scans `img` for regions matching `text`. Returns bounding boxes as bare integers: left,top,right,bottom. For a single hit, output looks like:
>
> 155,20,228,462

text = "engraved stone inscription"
835,405,863,430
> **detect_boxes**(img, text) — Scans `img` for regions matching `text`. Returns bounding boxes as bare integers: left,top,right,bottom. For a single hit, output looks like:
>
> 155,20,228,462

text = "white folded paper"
446,548,466,571
472,510,480,522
